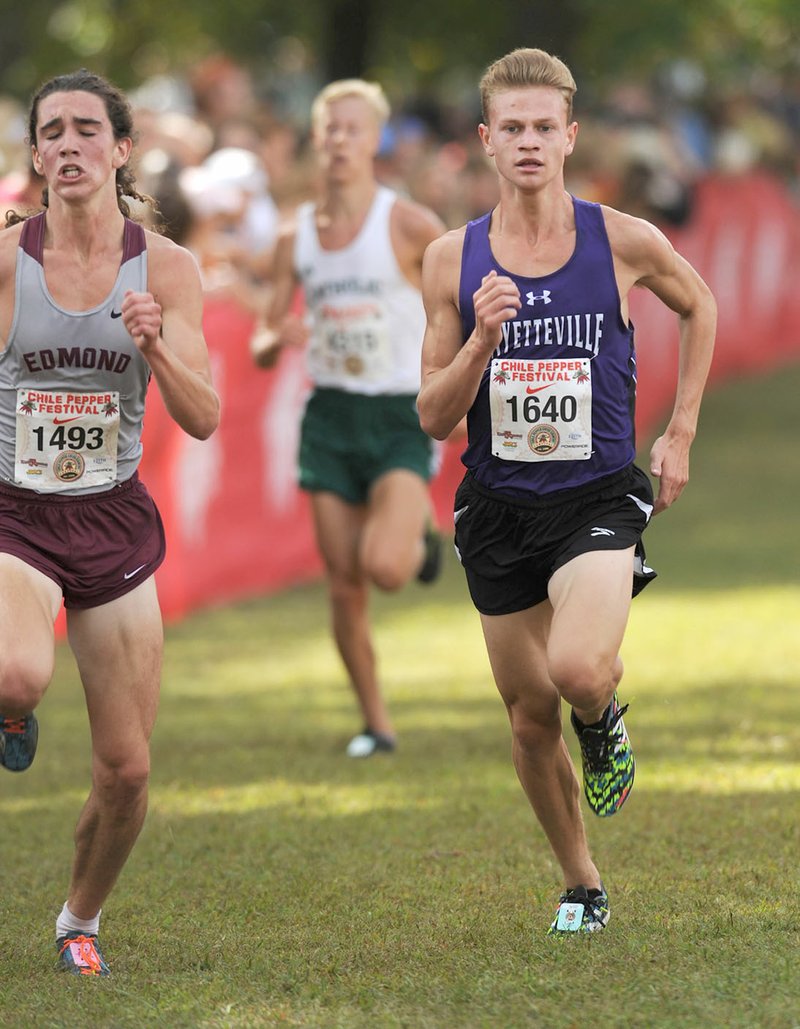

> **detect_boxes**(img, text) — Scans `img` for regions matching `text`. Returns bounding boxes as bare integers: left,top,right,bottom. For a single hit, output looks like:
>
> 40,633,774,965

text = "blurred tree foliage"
1,0,797,106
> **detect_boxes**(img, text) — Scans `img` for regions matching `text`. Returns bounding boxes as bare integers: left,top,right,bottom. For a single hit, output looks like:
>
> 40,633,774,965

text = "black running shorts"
453,464,657,616
0,473,166,609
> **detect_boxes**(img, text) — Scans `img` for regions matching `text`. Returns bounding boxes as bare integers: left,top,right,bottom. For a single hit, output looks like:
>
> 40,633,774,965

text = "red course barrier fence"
132,172,800,622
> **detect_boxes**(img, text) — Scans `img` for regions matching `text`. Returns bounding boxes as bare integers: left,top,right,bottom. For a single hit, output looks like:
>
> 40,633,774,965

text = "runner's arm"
417,232,521,440
122,239,219,440
250,223,305,369
390,197,447,288
612,213,716,513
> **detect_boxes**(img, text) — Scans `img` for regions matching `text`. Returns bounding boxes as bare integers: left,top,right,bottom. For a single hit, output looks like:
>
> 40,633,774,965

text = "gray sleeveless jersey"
0,213,151,493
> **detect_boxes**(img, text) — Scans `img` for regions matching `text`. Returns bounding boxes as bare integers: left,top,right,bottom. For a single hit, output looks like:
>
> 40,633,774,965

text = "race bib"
15,388,120,491
312,303,392,384
489,358,592,462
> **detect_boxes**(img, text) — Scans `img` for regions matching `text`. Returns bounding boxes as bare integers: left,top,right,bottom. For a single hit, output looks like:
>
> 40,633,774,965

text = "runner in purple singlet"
418,48,716,934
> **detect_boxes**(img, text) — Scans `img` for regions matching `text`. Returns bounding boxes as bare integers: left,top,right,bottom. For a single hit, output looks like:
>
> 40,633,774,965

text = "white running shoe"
345,730,397,758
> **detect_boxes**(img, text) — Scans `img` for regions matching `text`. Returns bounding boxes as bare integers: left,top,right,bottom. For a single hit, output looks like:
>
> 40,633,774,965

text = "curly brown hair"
5,68,157,228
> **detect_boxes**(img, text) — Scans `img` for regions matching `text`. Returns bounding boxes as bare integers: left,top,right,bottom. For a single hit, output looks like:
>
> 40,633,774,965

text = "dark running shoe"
547,884,610,935
571,693,635,817
345,729,397,758
0,713,38,772
416,526,443,585
57,933,111,977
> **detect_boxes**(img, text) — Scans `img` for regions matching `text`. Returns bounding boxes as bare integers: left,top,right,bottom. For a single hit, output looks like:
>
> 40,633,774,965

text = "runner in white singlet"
252,79,446,758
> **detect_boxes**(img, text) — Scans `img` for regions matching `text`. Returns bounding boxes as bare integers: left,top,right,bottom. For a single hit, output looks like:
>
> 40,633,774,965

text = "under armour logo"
590,527,616,537
526,290,552,305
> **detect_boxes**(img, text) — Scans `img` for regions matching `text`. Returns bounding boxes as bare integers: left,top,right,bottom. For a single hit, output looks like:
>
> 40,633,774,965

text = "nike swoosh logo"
53,416,83,424
526,384,553,394
123,563,147,580
110,310,123,319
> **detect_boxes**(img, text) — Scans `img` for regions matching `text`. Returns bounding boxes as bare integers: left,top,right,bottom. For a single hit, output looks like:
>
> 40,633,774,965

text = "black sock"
573,703,610,731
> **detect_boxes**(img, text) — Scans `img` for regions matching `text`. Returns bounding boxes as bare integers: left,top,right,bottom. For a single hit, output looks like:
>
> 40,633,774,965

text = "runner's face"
31,90,131,202
314,96,381,182
479,87,576,191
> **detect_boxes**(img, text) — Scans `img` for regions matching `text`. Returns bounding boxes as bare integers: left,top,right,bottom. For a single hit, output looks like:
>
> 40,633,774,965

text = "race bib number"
489,358,592,462
15,389,120,491
312,303,392,384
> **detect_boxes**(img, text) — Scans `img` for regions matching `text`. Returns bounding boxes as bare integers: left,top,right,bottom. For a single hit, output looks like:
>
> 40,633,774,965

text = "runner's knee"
92,751,151,806
0,652,52,714
548,653,617,711
328,572,367,610
364,553,408,592
360,530,417,592
507,694,562,753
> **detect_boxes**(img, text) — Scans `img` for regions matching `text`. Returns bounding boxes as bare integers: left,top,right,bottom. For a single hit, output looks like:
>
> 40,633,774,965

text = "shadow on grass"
3,623,798,1025
5,677,798,807
2,368,799,1026
2,777,797,1027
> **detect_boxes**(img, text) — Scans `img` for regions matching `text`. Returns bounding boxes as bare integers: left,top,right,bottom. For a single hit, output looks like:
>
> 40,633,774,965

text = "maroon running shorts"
0,474,166,609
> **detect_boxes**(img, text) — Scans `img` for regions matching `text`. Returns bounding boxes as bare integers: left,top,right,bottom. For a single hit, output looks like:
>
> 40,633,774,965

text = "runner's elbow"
187,397,221,440
417,406,449,441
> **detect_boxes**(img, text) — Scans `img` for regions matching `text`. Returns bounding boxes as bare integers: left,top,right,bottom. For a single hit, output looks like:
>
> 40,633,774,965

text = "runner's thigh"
364,469,429,563
0,553,62,691
547,547,635,671
66,577,164,759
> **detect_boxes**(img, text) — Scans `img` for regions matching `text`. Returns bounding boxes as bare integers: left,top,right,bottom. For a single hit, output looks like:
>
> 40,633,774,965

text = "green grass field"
1,366,799,1028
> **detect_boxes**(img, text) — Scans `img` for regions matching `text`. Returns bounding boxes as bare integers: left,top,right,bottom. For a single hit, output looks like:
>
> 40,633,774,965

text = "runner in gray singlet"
0,70,219,976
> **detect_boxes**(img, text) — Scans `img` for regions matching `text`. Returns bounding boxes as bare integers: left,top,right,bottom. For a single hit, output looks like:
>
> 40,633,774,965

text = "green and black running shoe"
0,713,38,772
571,693,634,817
547,884,610,935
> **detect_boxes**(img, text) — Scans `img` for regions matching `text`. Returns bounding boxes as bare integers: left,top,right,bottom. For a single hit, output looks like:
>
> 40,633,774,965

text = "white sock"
56,902,101,941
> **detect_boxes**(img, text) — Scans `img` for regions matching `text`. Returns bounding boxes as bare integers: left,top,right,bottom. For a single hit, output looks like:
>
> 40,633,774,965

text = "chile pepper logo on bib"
15,388,121,491
489,358,592,462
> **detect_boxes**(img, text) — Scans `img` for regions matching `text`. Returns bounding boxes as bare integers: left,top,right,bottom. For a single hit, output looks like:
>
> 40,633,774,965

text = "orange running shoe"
57,933,110,977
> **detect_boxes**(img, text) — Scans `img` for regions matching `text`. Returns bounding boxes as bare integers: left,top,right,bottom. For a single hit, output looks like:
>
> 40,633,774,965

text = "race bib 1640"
489,358,592,462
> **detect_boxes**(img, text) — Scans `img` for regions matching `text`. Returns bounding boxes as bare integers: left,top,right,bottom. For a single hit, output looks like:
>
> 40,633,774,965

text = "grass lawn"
1,366,799,1028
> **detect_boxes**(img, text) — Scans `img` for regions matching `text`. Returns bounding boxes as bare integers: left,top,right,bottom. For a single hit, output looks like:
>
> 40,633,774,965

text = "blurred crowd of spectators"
0,52,798,320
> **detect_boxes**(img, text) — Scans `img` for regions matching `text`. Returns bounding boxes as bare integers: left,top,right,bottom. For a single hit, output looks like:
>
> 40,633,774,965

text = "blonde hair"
480,48,577,123
310,79,390,131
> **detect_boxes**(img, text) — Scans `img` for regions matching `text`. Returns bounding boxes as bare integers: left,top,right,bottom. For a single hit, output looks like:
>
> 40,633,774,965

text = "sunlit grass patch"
1,366,799,1027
